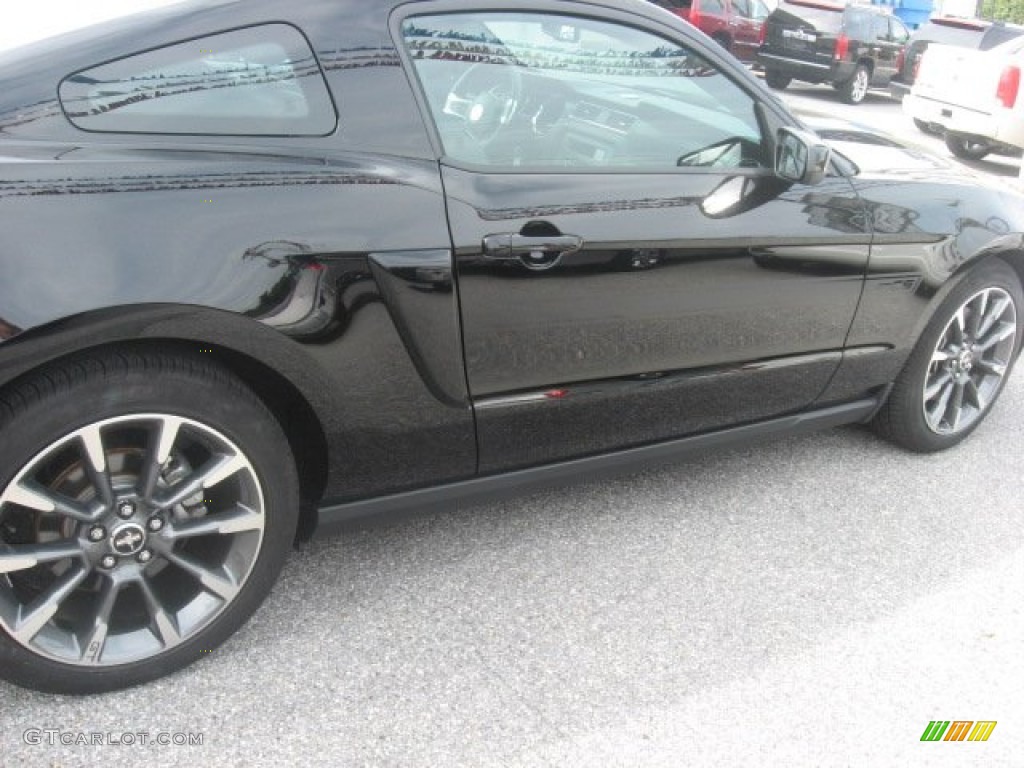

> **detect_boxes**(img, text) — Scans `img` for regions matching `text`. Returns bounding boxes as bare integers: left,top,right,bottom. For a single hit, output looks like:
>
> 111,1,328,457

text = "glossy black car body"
758,0,909,104
1,0,1023,694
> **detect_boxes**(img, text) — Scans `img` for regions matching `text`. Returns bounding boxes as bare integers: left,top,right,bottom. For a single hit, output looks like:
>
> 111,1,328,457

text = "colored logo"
921,721,997,742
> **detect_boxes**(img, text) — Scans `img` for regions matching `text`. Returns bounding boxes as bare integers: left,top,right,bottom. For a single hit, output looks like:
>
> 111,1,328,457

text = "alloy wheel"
922,287,1017,435
849,68,868,103
0,414,265,666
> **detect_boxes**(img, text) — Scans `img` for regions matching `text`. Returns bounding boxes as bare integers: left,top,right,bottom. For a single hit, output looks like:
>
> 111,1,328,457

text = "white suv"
904,35,1024,161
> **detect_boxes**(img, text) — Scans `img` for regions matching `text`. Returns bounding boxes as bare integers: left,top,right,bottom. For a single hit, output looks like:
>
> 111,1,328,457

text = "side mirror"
775,127,831,186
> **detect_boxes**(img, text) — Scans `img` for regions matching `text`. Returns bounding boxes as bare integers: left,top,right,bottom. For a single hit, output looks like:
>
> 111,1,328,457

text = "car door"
696,0,732,45
883,17,910,84
867,13,904,85
729,0,768,62
397,4,870,472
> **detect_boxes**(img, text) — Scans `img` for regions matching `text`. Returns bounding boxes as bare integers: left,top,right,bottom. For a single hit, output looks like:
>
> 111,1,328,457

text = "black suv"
757,0,909,104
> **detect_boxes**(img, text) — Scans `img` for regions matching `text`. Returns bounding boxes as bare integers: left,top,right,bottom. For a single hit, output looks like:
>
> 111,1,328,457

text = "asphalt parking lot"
3,86,1023,768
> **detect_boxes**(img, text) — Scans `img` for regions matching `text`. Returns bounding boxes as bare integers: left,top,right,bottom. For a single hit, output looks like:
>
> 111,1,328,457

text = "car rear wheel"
873,260,1022,452
944,132,991,161
764,69,791,90
0,349,299,694
838,64,870,105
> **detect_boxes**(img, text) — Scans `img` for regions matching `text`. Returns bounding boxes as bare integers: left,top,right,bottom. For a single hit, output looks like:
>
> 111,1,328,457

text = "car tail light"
834,34,849,61
690,7,701,28
997,65,1020,109
895,48,905,75
759,21,767,46
913,53,923,83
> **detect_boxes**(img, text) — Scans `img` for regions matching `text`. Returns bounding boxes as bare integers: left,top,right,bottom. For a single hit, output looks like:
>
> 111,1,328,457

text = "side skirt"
314,397,880,535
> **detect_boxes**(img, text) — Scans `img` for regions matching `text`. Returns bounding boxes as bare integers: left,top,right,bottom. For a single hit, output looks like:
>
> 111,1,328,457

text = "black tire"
764,69,791,90
838,64,870,105
0,349,299,694
944,131,991,161
873,260,1023,452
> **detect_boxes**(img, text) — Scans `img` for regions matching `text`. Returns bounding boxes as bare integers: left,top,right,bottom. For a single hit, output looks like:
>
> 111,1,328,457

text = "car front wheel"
873,260,1023,452
0,349,299,694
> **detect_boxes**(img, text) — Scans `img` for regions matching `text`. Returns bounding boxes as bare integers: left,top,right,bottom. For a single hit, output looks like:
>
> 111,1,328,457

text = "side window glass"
733,0,752,18
401,13,764,170
60,24,336,136
844,11,871,41
890,20,909,44
871,16,889,41
702,0,726,13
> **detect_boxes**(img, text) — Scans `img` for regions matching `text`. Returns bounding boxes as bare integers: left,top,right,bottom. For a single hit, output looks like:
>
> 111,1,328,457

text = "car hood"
803,116,1003,187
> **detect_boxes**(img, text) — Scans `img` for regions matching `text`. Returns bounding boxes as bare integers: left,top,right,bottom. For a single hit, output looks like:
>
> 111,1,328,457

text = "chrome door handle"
483,233,583,256
482,233,584,271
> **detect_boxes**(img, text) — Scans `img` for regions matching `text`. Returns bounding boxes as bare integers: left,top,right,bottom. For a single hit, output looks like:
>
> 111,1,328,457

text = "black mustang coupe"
0,0,1022,693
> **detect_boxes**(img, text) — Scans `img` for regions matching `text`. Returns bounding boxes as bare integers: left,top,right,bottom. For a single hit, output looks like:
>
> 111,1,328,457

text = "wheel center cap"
110,523,147,556
960,350,974,371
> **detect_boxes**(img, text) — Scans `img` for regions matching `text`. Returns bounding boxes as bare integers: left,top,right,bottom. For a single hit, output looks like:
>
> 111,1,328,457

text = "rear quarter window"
776,1,844,33
59,24,337,136
980,25,1024,51
842,10,873,40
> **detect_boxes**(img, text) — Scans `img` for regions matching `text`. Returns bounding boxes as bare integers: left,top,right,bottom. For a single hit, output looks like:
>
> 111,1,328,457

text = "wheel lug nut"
147,517,164,532
137,549,153,565
100,555,118,569
88,526,106,542
117,501,136,519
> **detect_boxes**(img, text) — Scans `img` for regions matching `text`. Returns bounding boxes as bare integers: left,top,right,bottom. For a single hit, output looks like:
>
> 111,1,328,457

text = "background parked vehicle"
904,34,1024,161
651,0,771,62
758,0,909,104
890,17,1024,110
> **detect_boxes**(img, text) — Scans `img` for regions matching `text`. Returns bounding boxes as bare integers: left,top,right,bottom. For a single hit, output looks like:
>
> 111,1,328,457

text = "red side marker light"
834,34,849,61
997,65,1020,109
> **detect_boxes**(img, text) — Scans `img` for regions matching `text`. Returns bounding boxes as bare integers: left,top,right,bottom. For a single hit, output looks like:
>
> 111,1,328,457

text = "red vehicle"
652,0,771,62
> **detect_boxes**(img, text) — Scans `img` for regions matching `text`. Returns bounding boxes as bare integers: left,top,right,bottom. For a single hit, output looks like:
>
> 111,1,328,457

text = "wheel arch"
870,251,1024,450
992,246,1024,284
0,306,330,541
989,247,1024,357
189,342,328,542
904,246,1024,360
950,246,1024,297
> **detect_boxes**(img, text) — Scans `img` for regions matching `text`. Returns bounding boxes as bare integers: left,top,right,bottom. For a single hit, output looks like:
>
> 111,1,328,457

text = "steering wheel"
442,62,522,144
